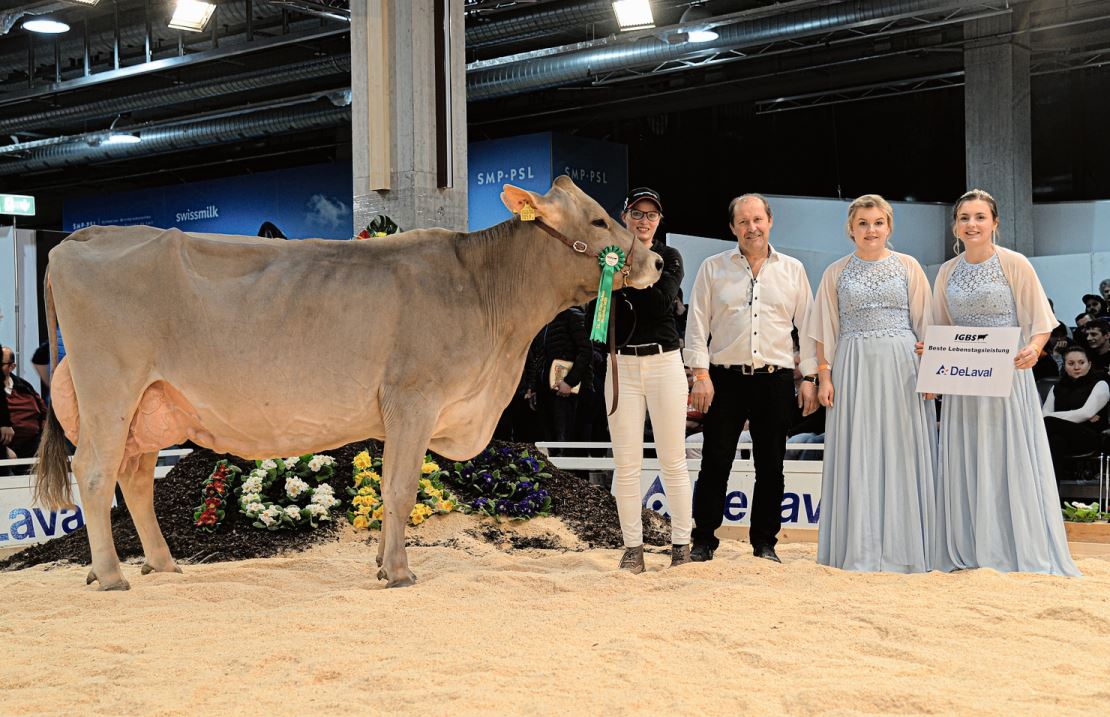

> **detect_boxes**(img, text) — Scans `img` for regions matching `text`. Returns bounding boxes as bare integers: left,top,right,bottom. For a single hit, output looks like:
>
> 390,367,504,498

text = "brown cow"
34,176,662,589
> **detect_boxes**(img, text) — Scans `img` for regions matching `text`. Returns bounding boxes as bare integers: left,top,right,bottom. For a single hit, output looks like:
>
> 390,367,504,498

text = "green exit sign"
0,193,35,216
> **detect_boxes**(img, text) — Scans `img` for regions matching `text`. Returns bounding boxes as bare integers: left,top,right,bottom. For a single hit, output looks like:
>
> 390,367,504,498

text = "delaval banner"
0,475,93,547
63,162,354,240
468,132,628,231
635,464,822,528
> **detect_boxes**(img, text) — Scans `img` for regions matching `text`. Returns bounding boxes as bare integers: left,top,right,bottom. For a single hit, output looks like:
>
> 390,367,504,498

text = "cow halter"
527,214,637,416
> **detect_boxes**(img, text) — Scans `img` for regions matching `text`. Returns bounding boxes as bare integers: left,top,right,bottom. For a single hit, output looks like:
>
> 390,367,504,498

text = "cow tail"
33,274,73,510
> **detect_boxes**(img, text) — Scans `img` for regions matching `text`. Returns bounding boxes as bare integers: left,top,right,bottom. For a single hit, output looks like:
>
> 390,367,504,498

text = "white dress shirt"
684,244,818,376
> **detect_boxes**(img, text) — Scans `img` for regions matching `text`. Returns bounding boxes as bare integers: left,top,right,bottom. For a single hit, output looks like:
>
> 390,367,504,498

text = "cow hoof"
386,575,416,589
375,554,383,568
99,579,131,592
141,562,183,575
86,569,97,585
377,567,416,587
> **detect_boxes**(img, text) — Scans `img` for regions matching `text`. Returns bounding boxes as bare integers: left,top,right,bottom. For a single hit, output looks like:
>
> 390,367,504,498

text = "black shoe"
690,544,714,562
753,545,781,563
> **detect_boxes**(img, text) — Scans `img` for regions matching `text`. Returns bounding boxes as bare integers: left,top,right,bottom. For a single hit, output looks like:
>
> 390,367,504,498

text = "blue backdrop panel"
552,133,628,221
63,162,353,240
468,133,552,232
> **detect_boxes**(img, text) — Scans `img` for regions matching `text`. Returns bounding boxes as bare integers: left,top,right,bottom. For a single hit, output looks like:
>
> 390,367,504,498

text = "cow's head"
500,176,663,292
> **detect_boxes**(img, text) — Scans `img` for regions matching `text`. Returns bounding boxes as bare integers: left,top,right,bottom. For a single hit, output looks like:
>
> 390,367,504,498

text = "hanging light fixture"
679,4,718,43
612,0,654,32
104,115,141,144
169,0,216,32
23,15,71,34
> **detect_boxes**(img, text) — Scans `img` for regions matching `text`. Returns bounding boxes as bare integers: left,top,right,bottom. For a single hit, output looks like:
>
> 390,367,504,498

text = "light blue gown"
936,253,1080,576
817,255,937,572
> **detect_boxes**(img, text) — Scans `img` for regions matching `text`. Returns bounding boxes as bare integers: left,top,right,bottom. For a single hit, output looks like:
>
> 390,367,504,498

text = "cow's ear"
501,184,549,217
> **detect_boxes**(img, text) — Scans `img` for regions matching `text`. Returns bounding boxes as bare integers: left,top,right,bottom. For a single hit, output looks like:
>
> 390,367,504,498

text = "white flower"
311,487,339,509
239,492,262,508
285,477,309,499
241,476,263,494
250,468,268,480
308,455,335,473
283,457,301,470
305,504,329,518
260,459,278,471
259,506,282,526
284,505,303,520
244,502,265,517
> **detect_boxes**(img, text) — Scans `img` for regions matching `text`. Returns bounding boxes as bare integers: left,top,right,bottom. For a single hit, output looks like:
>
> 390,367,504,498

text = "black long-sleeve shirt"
594,238,684,349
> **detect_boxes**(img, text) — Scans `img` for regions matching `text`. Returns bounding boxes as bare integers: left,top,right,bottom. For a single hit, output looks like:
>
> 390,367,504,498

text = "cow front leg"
118,452,181,576
377,400,436,588
72,450,129,591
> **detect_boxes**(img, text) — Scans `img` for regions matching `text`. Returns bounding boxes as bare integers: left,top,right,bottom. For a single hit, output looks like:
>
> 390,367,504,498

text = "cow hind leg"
72,447,130,591
117,452,181,576
377,397,437,588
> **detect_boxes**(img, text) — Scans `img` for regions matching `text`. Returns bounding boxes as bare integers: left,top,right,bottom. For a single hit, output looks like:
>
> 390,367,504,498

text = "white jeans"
604,350,692,547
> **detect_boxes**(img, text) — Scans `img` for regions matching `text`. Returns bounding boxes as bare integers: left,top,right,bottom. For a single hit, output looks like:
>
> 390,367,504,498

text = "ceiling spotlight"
23,16,71,34
106,131,141,144
612,0,654,32
169,0,216,32
679,4,718,43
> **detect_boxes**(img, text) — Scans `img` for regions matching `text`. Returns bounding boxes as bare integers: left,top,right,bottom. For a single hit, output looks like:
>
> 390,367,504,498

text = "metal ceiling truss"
585,3,1012,87
753,71,966,114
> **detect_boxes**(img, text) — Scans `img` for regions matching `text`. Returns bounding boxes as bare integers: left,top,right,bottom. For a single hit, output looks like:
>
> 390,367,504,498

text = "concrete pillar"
963,16,1033,256
351,0,467,234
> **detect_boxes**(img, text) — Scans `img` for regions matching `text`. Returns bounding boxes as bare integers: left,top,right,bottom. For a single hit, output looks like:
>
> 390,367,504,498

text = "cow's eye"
591,219,607,228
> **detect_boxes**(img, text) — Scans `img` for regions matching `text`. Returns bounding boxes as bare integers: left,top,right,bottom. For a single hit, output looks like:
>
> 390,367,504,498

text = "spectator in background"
493,331,544,444
536,306,592,442
31,341,51,400
1082,294,1107,320
1,345,47,463
1043,345,1109,481
673,288,689,346
1084,319,1110,374
1100,278,1110,301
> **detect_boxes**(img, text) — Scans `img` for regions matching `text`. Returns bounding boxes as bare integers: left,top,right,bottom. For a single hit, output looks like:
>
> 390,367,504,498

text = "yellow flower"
440,500,455,512
421,461,439,474
353,451,372,470
357,504,372,515
351,515,369,530
411,513,426,525
372,505,384,520
358,486,374,496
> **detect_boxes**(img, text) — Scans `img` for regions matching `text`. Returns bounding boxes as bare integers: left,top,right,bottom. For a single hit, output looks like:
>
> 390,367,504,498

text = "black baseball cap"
1083,294,1103,304
623,187,663,213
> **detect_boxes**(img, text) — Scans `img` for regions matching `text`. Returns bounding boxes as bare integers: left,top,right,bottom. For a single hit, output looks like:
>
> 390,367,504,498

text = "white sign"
916,325,1021,397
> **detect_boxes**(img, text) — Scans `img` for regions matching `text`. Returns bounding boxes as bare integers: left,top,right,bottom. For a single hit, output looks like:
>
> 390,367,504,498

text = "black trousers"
692,365,795,550
538,390,578,442
1044,416,1101,480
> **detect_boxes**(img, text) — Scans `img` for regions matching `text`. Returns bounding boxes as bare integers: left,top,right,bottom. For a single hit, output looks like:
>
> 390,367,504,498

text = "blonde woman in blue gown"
806,194,937,572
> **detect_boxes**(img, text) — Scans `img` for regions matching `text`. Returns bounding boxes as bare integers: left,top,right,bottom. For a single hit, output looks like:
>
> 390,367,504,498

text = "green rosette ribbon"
590,245,627,342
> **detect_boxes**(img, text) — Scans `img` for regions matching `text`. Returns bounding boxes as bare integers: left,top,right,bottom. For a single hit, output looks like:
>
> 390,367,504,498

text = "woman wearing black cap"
603,187,692,573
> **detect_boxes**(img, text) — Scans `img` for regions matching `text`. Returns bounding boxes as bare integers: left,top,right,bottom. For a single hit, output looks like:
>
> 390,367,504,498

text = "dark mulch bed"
0,440,668,571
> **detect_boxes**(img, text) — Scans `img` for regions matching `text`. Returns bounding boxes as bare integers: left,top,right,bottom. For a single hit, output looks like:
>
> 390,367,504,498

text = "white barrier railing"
0,448,193,549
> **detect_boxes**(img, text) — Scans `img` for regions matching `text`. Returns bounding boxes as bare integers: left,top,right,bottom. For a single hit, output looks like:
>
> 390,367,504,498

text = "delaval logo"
563,166,609,185
176,204,220,222
936,364,992,377
954,333,989,342
475,166,535,185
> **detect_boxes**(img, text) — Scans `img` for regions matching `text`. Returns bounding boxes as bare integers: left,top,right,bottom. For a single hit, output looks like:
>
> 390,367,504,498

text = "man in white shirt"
684,194,819,563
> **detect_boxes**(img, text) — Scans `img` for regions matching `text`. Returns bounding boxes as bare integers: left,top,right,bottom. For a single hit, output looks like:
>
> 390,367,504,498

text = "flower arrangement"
193,460,241,531
1062,501,1109,523
448,445,553,519
347,450,457,530
236,454,342,531
355,214,400,240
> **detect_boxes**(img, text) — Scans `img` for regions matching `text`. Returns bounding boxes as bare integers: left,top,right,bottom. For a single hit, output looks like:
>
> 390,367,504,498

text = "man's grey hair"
728,193,773,224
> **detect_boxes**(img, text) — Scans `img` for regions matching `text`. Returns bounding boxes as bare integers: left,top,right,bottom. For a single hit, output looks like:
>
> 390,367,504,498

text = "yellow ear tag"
520,203,536,221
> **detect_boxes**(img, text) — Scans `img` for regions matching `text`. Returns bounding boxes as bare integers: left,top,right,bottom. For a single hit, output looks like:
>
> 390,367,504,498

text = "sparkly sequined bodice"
837,254,914,338
945,253,1018,327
